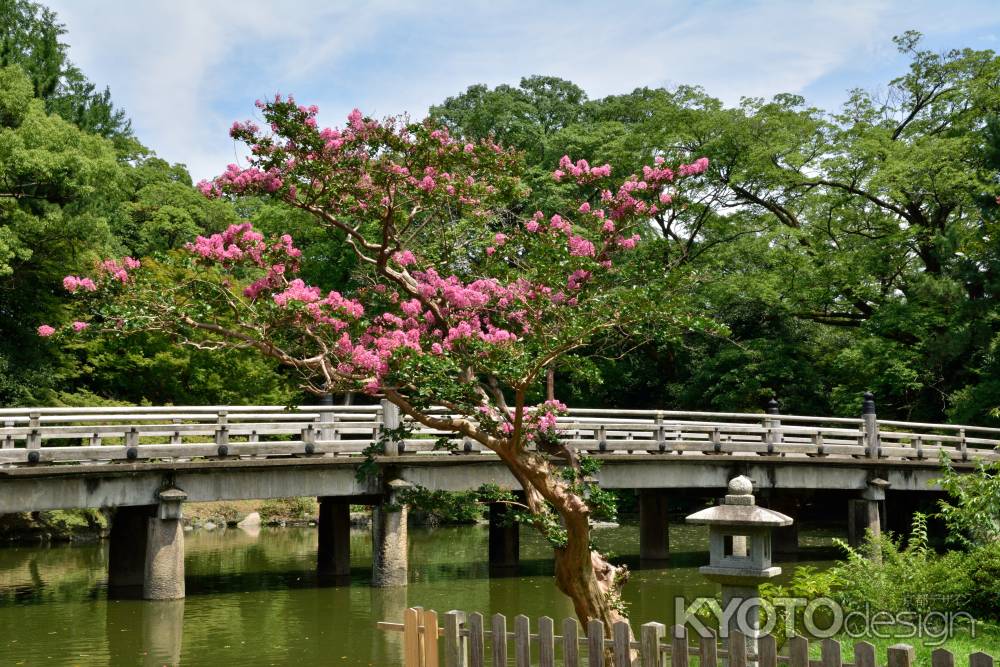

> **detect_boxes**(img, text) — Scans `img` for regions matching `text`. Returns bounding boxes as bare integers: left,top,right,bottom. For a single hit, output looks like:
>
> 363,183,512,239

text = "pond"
0,521,842,665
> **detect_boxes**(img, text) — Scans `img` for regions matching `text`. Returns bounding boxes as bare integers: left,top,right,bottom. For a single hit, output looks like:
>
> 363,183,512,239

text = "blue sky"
47,0,1000,181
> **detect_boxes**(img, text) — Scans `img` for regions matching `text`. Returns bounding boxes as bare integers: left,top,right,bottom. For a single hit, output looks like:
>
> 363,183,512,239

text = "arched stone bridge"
1,401,996,599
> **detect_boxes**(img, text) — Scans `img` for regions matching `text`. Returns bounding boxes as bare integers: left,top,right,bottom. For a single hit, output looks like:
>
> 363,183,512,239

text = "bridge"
1,397,996,600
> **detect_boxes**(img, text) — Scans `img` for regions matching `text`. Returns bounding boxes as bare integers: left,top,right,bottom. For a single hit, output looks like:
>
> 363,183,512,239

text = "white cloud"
46,0,1000,180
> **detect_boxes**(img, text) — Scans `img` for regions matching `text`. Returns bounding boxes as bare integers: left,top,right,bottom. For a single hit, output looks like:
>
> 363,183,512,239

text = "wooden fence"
1,403,998,466
379,608,995,667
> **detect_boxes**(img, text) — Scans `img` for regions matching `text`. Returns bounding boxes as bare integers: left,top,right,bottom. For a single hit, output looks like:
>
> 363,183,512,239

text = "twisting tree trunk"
505,450,630,631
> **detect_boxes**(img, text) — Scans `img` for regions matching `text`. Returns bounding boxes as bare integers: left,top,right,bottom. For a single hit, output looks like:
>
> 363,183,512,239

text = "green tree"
0,0,133,144
0,64,122,404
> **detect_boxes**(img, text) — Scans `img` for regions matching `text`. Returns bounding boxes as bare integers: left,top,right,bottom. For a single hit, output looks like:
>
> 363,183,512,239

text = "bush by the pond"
0,509,108,542
762,515,1000,647
259,497,318,523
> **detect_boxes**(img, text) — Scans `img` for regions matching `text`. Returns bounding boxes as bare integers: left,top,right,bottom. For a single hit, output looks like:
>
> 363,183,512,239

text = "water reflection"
0,522,842,666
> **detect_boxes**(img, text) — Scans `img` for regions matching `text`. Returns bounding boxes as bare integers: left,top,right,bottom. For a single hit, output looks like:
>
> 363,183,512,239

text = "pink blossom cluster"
272,279,322,307
187,223,300,270
552,155,612,183
201,163,284,198
568,235,596,257
98,257,140,283
63,275,97,293
677,157,710,176
36,321,88,337
516,399,569,442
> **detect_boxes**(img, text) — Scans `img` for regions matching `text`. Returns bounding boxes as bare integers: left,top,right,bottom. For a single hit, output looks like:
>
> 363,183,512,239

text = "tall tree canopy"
432,33,1000,423
0,0,133,144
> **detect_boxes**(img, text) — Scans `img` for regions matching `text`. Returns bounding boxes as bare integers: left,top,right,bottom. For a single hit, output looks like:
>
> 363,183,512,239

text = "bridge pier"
639,489,670,562
848,479,888,548
107,489,187,600
317,496,352,581
488,500,520,575
761,494,800,556
372,479,410,587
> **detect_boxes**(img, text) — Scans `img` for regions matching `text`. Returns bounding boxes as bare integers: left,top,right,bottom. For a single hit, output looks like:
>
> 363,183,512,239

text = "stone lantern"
686,476,793,660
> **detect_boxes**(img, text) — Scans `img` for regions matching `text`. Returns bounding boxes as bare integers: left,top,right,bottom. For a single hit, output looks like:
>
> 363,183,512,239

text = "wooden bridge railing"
378,607,995,667
0,403,997,466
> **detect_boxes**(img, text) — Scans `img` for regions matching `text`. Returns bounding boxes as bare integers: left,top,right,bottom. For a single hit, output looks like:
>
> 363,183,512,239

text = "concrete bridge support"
639,489,670,562
372,479,410,587
107,489,187,600
762,495,800,556
317,496,352,581
848,479,888,548
488,500,520,575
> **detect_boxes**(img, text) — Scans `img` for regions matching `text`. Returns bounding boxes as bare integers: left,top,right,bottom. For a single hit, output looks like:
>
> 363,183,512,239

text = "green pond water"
0,521,842,666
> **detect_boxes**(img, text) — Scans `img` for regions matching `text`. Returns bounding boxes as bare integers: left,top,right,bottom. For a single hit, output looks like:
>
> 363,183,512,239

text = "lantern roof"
686,476,793,527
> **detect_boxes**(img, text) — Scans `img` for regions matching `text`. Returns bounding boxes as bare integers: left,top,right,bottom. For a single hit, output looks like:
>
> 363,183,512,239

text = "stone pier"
317,496,352,581
372,479,410,587
848,479,888,548
639,489,670,562
143,488,187,600
762,495,800,556
107,488,187,600
488,500,520,575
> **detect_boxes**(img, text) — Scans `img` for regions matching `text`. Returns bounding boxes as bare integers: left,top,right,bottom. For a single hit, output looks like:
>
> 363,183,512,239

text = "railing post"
2,420,14,449
27,411,41,462
125,427,139,460
764,398,781,455
214,410,229,455
862,392,880,459
655,411,666,453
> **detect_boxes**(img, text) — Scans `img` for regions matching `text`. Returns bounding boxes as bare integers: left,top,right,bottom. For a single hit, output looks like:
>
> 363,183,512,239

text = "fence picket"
492,614,508,667
931,647,954,667
515,615,531,667
671,624,688,667
758,634,777,667
697,628,717,667
612,621,631,666
887,644,915,667
970,652,995,667
404,607,421,667
854,641,876,667
538,616,555,667
640,623,664,667
821,637,841,667
587,619,605,667
563,618,580,667
728,631,747,667
469,613,485,667
788,636,809,667
424,610,440,667
443,611,466,667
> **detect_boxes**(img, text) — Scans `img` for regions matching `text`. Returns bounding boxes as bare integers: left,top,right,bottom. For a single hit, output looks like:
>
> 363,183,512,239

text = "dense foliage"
433,37,1000,422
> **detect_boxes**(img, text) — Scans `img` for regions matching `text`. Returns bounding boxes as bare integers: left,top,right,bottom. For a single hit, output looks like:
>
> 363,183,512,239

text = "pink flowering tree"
55,97,709,630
